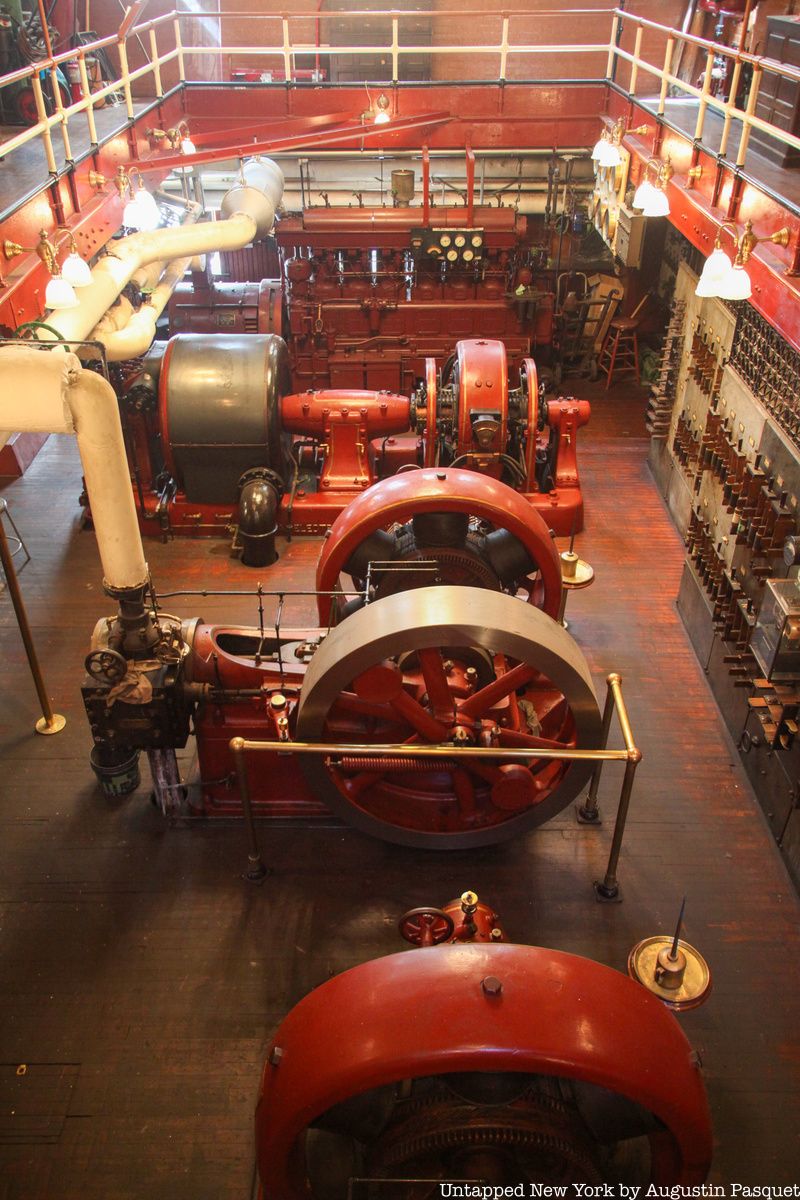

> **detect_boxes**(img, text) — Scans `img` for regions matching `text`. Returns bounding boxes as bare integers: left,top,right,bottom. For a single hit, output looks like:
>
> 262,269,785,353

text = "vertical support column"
150,28,163,99
173,17,185,83
49,64,73,163
719,58,742,158
577,674,616,823
594,754,640,900
499,15,509,82
658,36,675,116
422,144,430,226
629,24,643,95
694,50,714,142
282,18,292,84
0,516,65,735
465,144,475,227
31,73,57,174
736,63,762,168
606,13,619,81
118,38,135,119
231,738,269,882
391,16,399,85
78,52,98,146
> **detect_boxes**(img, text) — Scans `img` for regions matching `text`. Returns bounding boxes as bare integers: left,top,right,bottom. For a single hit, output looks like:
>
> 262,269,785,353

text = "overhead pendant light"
45,274,79,309
374,94,391,125
591,135,607,161
180,135,196,155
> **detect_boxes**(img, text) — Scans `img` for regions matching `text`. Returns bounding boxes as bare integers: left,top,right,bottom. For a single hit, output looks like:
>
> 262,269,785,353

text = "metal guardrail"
0,4,799,214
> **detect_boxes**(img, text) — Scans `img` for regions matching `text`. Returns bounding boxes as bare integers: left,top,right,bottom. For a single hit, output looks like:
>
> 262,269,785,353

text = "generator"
110,334,590,548
254,891,713,1196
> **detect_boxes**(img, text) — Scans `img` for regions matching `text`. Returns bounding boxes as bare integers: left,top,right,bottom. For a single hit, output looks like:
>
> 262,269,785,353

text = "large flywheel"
296,585,602,848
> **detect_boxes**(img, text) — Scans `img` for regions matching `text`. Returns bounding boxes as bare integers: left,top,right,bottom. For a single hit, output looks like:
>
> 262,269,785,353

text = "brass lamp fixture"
632,155,673,217
695,219,790,301
115,165,161,231
4,227,92,309
148,118,196,155
591,117,650,169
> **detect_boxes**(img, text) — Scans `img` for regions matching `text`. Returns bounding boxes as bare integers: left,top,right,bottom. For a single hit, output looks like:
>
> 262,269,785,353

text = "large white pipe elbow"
0,346,147,592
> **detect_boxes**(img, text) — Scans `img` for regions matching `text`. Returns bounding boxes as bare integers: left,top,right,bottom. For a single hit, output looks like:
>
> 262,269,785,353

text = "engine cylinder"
158,333,290,504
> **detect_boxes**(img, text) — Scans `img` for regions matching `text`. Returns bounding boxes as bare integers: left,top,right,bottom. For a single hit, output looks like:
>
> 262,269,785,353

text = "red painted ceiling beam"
181,110,362,149
134,112,453,175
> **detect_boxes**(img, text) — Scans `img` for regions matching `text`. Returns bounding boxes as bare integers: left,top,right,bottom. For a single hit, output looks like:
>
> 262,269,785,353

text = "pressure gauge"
446,249,458,262
462,249,474,262
439,234,452,247
454,234,466,248
471,234,483,248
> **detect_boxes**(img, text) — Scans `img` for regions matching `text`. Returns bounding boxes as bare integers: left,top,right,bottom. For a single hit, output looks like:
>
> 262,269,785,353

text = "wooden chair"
598,293,649,390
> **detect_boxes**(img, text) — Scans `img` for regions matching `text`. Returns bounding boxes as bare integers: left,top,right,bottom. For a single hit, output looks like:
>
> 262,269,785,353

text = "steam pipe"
237,470,281,568
42,158,284,347
0,347,148,594
98,253,195,361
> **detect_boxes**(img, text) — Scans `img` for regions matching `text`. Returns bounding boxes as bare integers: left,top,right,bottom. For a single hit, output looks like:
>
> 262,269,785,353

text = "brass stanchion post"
0,514,65,735
230,737,269,882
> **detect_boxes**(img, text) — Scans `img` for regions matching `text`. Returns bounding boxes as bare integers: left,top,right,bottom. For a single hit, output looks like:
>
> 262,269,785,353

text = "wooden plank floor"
0,380,799,1197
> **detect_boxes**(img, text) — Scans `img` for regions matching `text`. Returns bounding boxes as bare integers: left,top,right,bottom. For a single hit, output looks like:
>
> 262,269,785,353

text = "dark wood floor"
0,379,799,1197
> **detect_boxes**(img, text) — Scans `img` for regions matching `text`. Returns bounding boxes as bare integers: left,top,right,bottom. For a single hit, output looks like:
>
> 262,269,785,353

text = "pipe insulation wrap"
0,346,77,433
0,346,148,592
70,367,149,591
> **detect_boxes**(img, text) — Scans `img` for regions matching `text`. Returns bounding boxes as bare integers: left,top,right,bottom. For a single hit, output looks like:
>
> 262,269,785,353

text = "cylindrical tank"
391,169,415,205
158,333,290,504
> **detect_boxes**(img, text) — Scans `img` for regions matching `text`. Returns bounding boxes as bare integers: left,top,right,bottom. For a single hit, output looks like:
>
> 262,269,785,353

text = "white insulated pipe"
0,346,147,592
44,158,283,348
100,254,194,361
0,157,284,443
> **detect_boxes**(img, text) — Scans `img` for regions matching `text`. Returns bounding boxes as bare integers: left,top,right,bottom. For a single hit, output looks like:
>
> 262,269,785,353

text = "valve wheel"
85,648,128,685
399,906,455,946
296,585,601,848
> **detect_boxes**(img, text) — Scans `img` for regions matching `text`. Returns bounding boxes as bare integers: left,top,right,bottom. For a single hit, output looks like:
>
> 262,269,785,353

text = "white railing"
0,4,799,203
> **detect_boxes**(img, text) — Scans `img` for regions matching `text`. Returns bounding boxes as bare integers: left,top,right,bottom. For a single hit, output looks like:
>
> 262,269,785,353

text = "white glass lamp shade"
632,179,657,210
180,136,196,155
45,275,79,309
598,140,621,168
374,108,390,125
718,260,752,301
123,194,144,230
642,187,670,217
134,188,160,230
694,248,732,297
61,251,92,287
591,137,605,161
